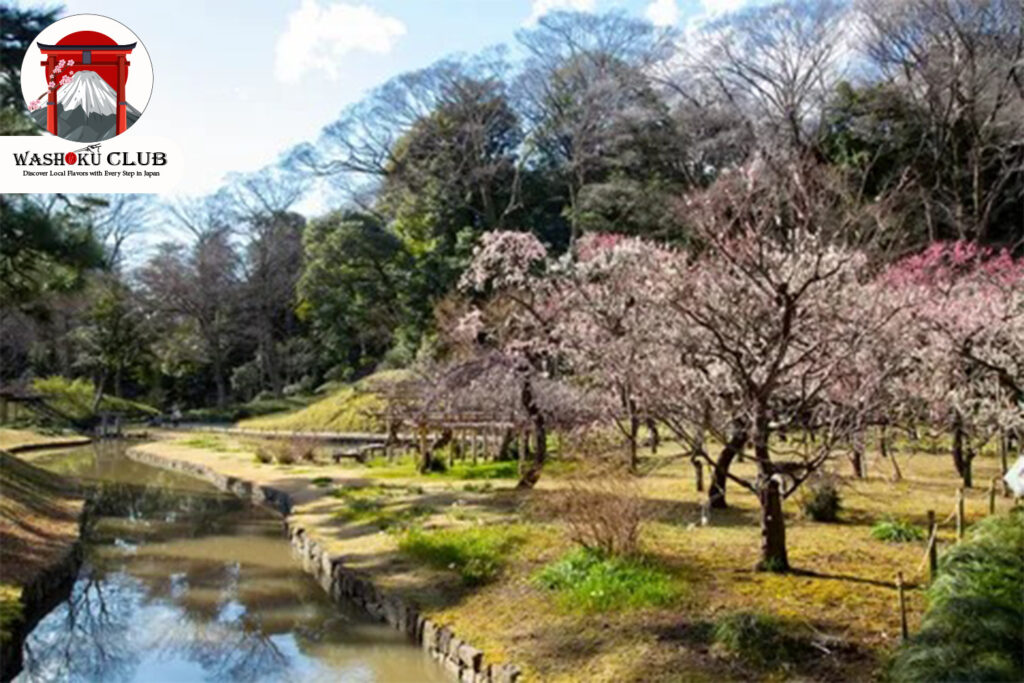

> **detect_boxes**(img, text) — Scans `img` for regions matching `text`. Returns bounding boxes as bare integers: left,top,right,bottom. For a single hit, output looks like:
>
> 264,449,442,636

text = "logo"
20,14,153,142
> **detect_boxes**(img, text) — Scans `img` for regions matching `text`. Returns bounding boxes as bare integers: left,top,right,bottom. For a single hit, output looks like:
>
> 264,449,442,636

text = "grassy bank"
0,429,89,452
235,371,408,433
0,449,85,652
134,431,1013,682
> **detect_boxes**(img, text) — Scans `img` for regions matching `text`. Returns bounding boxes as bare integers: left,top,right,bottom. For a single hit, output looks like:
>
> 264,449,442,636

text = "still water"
16,442,445,683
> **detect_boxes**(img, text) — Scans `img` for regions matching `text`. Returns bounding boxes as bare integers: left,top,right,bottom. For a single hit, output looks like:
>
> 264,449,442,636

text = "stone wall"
125,446,522,683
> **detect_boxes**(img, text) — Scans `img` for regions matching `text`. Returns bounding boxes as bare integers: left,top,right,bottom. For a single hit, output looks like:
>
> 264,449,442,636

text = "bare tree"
88,195,154,270
515,10,679,241
138,201,240,407
855,0,1024,245
679,0,848,153
227,169,307,396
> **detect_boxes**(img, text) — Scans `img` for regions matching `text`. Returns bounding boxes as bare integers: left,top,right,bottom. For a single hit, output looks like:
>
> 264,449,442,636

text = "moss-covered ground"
134,430,1013,682
235,371,411,433
0,428,89,452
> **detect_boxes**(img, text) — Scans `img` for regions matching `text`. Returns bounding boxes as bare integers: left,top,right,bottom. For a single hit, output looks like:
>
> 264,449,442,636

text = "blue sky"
34,0,747,206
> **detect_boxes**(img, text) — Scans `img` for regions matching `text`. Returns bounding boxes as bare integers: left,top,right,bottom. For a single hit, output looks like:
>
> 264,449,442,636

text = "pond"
15,441,445,683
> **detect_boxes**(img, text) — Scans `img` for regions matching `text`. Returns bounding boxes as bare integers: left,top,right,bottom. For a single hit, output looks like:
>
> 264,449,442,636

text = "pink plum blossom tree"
884,241,1024,487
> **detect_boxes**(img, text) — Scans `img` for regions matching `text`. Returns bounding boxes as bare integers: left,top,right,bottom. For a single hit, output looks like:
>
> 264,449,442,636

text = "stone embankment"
126,446,521,683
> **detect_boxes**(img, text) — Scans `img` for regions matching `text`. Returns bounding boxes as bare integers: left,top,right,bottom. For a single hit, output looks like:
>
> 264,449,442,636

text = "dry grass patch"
134,432,1014,682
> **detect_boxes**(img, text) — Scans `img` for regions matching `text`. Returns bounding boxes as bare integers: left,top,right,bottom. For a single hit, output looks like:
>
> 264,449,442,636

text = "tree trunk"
646,418,659,454
261,320,283,397
628,410,639,472
879,425,902,483
419,428,453,473
497,428,514,461
952,414,972,488
418,427,432,473
709,427,746,509
754,411,788,572
91,369,108,414
211,347,227,408
113,364,123,399
517,377,547,489
850,431,865,479
757,477,789,572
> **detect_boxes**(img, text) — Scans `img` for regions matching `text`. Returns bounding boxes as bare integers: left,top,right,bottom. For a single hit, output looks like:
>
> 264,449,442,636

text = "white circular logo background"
20,14,153,140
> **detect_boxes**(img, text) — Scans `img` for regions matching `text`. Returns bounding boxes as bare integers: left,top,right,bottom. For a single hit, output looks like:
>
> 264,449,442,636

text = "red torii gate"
38,30,136,136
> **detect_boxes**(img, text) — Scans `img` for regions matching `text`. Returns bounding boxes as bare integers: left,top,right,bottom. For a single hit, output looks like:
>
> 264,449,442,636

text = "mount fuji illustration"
30,70,141,142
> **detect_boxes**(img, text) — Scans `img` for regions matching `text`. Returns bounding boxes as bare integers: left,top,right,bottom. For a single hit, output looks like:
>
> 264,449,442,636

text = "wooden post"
1000,435,1011,497
896,571,909,642
955,487,965,540
927,510,938,582
448,428,455,468
472,430,480,466
694,459,704,492
0,396,7,424
988,480,997,516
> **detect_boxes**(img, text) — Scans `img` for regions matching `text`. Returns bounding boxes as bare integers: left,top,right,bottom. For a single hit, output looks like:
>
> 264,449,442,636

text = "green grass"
870,517,925,543
444,461,518,479
890,509,1024,682
398,525,525,586
534,548,680,613
712,612,811,669
362,455,520,481
328,485,433,529
235,372,411,433
311,476,333,487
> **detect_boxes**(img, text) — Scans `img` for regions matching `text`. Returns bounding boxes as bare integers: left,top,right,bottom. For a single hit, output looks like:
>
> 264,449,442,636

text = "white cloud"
525,0,596,26
274,1,406,83
645,0,679,26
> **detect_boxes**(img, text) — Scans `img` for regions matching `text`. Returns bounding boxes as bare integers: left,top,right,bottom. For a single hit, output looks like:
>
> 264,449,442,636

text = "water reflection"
16,442,444,683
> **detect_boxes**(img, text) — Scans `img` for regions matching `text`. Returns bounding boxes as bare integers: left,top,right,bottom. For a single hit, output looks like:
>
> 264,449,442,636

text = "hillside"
236,371,410,433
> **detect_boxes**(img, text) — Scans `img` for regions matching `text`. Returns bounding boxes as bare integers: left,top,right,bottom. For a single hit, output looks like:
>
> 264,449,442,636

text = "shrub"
800,473,841,522
540,467,645,556
712,612,809,668
425,456,448,473
289,437,319,462
253,448,273,464
311,476,333,487
870,517,925,543
534,548,679,613
398,526,523,586
890,510,1024,682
